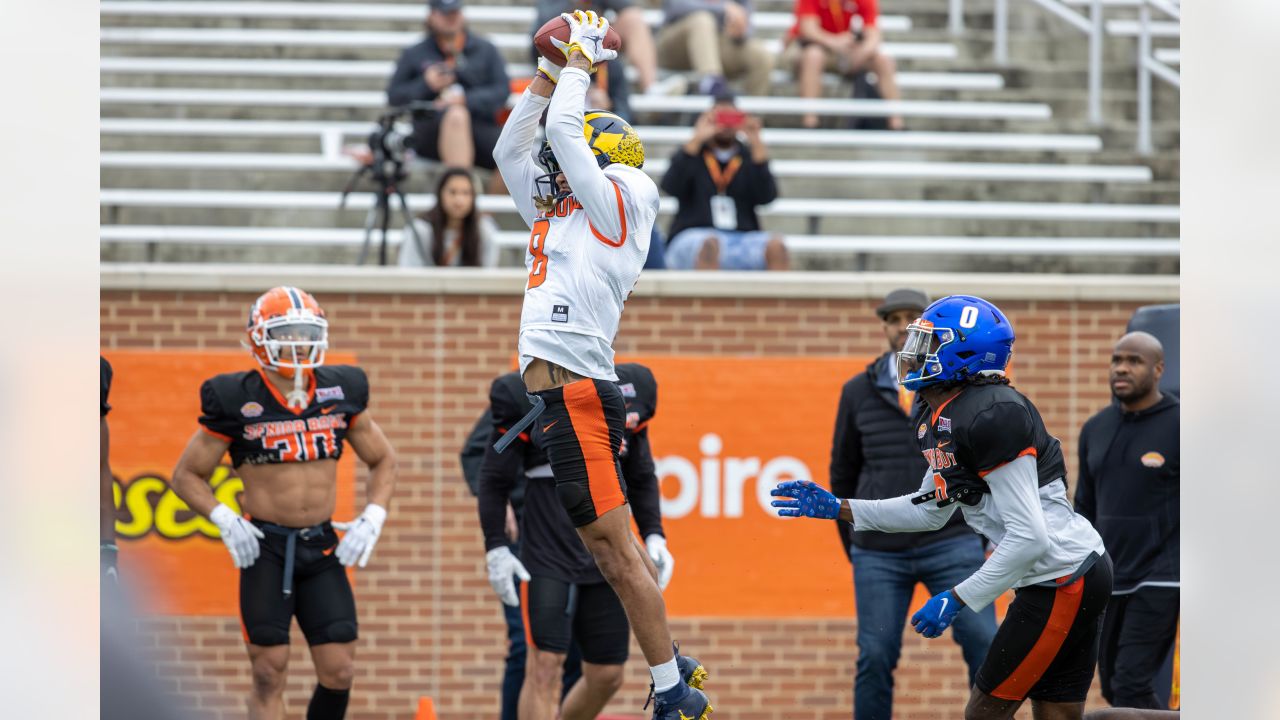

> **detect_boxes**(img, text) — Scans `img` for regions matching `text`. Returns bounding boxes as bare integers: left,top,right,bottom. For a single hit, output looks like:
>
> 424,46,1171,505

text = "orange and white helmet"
245,286,328,378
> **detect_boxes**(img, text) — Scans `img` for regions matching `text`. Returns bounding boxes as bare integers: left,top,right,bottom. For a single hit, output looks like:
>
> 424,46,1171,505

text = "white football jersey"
491,68,659,382
518,163,657,381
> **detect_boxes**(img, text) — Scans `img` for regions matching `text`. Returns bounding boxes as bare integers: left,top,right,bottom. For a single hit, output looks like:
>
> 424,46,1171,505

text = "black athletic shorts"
410,114,500,170
239,519,358,647
976,554,1114,703
534,378,629,527
521,574,630,665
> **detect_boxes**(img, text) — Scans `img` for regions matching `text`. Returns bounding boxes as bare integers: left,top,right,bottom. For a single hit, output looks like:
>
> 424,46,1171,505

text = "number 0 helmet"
245,286,329,379
534,110,645,210
897,295,1015,392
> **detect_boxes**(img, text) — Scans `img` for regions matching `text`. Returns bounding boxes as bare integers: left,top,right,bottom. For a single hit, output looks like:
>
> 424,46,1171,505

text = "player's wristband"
535,68,558,85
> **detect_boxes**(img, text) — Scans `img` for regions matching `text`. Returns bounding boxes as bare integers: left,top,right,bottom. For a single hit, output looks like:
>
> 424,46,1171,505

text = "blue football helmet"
897,295,1015,392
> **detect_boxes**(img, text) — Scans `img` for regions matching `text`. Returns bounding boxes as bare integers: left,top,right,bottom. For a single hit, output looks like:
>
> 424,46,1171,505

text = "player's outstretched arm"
545,13,630,243
492,64,557,229
951,455,1049,611
624,429,674,589
772,476,958,533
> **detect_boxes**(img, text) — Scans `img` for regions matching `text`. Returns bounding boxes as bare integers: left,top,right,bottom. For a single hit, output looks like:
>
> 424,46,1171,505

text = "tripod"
337,114,427,263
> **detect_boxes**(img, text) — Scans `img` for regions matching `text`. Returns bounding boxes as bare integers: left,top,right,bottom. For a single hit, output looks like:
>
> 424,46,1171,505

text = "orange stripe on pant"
991,578,1087,701
563,380,625,519
520,582,536,651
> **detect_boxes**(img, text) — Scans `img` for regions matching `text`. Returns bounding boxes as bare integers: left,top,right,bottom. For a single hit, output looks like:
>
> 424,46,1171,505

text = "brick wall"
101,283,1157,720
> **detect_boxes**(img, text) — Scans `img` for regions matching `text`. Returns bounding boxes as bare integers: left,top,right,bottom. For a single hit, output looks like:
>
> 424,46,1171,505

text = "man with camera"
659,92,788,271
386,0,510,171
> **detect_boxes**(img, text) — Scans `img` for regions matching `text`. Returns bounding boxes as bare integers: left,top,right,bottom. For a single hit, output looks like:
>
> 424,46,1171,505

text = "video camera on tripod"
339,102,435,266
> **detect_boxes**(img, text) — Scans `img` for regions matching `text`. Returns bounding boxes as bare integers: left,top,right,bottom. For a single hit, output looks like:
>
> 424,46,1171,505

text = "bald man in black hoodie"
1075,331,1179,710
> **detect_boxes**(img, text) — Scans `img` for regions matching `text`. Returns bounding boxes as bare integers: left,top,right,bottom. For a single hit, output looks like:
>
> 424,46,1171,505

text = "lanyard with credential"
702,151,742,195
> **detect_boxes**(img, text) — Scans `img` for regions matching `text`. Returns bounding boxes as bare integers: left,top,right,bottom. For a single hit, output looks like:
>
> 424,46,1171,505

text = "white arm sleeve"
492,88,551,229
849,470,958,533
546,67,627,243
954,455,1050,611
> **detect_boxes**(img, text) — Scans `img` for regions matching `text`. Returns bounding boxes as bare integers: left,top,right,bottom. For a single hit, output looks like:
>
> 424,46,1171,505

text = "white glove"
536,56,562,84
645,534,675,591
551,10,619,66
333,504,387,568
210,503,264,569
486,546,531,606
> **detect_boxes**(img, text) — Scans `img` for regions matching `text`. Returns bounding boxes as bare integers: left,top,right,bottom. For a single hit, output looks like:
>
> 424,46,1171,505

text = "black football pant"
1098,586,1179,709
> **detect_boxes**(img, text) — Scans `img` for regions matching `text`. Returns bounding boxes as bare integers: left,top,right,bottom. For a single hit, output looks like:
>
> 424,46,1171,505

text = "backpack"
847,71,890,131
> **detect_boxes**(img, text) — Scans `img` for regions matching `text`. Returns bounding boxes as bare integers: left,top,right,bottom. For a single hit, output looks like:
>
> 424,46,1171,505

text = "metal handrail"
994,0,1106,125
1136,0,1180,154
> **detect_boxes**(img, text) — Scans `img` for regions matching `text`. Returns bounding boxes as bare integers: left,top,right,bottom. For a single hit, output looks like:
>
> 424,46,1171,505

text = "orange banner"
625,355,868,617
104,350,357,616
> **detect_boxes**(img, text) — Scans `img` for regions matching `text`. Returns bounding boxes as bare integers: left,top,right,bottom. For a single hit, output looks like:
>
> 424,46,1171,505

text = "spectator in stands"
656,0,774,97
829,288,997,720
401,168,498,267
660,93,788,270
784,0,903,130
1075,331,1180,711
386,0,510,171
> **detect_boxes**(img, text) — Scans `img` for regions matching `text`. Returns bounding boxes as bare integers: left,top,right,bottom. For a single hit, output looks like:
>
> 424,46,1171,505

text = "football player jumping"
172,287,398,720
772,295,1111,720
491,11,712,719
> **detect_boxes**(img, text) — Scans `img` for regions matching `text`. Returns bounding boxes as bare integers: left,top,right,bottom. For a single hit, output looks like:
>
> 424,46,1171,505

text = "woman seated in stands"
401,168,499,267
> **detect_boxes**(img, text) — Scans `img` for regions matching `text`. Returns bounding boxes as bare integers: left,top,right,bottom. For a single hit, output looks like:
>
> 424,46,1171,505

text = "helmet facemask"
249,312,329,408
897,320,955,392
533,141,568,215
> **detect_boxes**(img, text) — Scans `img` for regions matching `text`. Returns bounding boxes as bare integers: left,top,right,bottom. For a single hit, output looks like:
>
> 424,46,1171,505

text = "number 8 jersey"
519,162,656,382
492,69,660,383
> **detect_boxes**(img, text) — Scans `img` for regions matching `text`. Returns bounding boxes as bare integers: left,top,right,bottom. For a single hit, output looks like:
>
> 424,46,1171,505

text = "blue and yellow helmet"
535,110,644,206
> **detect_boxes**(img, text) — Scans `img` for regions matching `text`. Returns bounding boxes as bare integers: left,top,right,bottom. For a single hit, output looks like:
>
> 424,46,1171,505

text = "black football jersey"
198,365,369,468
912,382,1066,507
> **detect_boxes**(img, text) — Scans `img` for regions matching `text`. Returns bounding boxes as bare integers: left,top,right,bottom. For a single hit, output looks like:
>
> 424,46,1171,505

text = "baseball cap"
876,288,930,320
428,0,463,12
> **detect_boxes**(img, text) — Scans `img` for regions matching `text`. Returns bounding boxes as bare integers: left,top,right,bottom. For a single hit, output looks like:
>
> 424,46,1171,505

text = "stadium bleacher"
99,0,1180,272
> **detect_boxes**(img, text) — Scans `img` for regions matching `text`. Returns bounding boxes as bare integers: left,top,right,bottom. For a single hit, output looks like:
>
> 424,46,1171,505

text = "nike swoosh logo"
542,420,559,432
938,597,949,616
323,546,336,556
938,440,951,447
321,406,335,414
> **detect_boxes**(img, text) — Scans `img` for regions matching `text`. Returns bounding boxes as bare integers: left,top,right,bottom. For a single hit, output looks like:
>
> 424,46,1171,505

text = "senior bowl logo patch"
1140,451,1166,468
618,382,636,398
241,401,264,418
317,386,345,402
918,423,927,439
938,417,952,433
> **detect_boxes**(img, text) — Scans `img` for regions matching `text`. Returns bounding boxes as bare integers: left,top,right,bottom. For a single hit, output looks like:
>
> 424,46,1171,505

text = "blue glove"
910,589,963,639
770,480,841,520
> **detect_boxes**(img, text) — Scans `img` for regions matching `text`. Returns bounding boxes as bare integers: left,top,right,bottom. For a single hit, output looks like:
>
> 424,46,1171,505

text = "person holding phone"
386,0,510,170
659,93,789,271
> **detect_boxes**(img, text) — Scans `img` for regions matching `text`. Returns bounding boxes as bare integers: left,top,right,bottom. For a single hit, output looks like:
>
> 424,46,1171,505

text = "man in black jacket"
1075,331,1179,710
385,0,510,170
660,93,788,271
828,288,996,720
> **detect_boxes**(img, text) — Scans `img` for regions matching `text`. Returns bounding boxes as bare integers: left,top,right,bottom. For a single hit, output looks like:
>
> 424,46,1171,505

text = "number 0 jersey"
198,365,369,467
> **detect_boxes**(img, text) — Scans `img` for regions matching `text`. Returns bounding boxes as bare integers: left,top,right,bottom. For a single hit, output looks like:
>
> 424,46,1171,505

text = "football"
533,15,623,67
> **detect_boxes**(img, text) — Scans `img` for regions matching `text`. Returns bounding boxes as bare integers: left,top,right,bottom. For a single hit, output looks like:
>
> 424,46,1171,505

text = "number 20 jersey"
518,164,657,382
198,365,369,468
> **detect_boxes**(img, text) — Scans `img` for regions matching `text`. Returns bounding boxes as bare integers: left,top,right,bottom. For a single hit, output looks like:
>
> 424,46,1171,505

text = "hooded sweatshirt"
1074,393,1179,594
